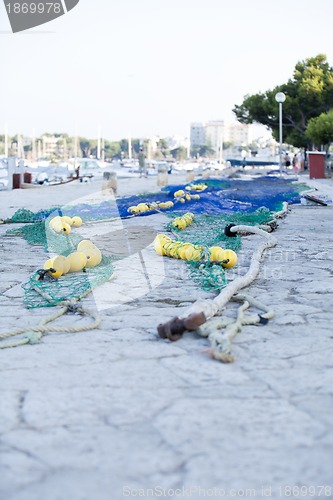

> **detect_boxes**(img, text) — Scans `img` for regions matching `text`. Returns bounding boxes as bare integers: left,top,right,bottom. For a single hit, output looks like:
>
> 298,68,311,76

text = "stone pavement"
1,177,333,500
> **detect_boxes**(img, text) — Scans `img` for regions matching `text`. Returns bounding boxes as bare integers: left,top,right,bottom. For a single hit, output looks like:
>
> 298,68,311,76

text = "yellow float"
220,249,238,268
67,252,88,272
71,216,83,227
209,246,225,262
61,215,73,226
80,246,102,268
77,239,96,252
43,255,67,278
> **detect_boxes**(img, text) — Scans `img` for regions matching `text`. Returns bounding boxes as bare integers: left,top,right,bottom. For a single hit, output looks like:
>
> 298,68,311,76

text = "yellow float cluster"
185,183,207,191
153,234,238,268
174,189,200,204
172,212,194,230
174,189,185,198
43,239,102,278
49,215,83,235
209,246,238,268
154,234,203,261
127,191,202,215
127,201,174,215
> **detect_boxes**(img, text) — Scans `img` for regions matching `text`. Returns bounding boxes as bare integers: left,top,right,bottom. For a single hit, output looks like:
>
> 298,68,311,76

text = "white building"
42,136,65,158
190,121,251,151
205,121,225,152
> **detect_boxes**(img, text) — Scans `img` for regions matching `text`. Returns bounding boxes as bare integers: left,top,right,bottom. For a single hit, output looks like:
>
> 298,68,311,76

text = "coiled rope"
157,203,289,362
197,293,275,363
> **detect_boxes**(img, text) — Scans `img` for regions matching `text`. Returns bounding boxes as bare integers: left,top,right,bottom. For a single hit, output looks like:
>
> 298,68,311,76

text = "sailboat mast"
97,125,101,159
128,135,132,159
5,123,8,157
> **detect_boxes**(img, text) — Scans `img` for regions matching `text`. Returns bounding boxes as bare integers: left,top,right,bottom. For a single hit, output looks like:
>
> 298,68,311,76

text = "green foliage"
103,140,121,160
190,144,215,158
132,139,141,155
233,54,333,147
306,109,333,149
199,145,215,157
79,137,97,158
170,146,187,160
157,138,169,157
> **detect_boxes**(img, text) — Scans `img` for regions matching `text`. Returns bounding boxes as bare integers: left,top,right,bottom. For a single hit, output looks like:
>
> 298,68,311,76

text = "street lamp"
275,92,286,176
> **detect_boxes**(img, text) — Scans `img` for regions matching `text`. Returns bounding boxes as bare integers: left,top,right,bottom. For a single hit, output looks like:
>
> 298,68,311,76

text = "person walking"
292,153,299,174
285,152,291,168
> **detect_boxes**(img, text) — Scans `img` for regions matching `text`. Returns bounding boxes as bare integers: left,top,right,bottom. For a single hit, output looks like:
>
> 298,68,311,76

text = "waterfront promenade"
1,174,333,499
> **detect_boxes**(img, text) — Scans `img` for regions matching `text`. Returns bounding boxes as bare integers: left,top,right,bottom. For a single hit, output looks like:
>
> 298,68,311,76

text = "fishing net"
6,177,306,226
6,221,83,253
5,177,304,306
7,207,60,223
22,256,114,309
6,213,116,308
163,207,275,292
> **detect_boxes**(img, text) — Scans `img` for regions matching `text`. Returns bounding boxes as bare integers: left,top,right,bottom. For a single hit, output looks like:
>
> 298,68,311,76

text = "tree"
132,139,141,155
157,138,169,158
79,138,96,158
199,145,215,157
190,146,200,158
170,146,187,160
306,109,333,151
223,141,233,150
103,140,121,160
233,54,333,148
119,139,129,155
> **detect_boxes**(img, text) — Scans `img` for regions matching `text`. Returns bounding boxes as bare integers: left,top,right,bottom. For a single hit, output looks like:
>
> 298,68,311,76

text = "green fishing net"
23,256,114,309
6,220,115,308
6,222,82,254
165,208,274,292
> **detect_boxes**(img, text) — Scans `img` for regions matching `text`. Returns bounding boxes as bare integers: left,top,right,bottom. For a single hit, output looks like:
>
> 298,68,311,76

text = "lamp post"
275,92,286,176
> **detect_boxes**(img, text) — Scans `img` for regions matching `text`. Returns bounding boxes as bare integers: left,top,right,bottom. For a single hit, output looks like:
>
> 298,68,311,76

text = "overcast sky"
1,0,333,140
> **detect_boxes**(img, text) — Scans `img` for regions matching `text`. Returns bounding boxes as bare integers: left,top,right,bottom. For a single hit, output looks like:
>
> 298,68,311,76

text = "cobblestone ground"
1,178,333,500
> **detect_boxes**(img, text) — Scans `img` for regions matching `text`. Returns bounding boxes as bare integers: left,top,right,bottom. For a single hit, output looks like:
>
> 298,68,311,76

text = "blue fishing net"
7,177,305,225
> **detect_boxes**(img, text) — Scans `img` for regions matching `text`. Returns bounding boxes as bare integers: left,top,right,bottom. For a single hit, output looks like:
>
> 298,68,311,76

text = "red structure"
12,173,21,189
24,172,32,183
308,151,326,179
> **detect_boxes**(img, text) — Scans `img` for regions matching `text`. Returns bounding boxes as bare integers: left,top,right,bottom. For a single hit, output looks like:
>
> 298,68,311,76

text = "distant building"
225,123,251,146
42,136,65,157
205,121,225,152
190,120,251,151
190,123,207,147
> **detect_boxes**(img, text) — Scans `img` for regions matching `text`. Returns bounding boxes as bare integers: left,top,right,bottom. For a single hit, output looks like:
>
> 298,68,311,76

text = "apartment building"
190,121,251,151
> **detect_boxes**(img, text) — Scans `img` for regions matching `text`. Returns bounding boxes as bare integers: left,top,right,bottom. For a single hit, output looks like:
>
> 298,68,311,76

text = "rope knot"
25,331,43,345
66,301,80,313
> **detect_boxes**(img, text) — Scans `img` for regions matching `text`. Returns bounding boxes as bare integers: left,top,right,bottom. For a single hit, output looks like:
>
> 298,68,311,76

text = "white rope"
0,288,101,349
183,225,277,322
196,293,275,362
171,213,286,362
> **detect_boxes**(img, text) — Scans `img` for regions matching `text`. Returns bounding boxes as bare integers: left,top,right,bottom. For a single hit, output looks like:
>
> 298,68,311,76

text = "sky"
1,0,333,141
